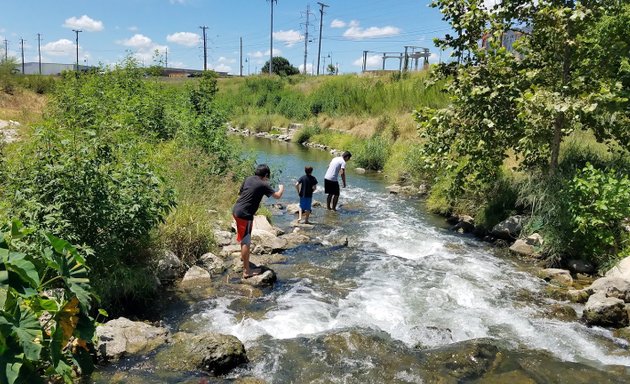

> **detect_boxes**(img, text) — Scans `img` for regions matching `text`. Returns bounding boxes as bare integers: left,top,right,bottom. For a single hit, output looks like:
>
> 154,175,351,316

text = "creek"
93,137,630,383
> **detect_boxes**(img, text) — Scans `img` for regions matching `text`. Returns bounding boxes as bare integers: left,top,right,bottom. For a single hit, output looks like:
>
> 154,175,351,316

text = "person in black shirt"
295,166,318,224
233,164,284,278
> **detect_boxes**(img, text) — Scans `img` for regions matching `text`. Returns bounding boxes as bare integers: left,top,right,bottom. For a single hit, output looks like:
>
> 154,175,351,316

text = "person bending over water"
232,164,284,278
324,151,351,211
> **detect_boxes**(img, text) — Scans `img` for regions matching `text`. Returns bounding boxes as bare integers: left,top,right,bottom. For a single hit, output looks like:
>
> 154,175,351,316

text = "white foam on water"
196,177,630,368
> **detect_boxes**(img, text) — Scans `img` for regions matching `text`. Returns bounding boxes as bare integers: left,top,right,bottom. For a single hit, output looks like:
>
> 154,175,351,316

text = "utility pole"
2,39,7,62
200,25,208,71
301,4,312,75
20,38,25,74
240,37,243,77
316,2,329,76
165,48,168,68
72,29,82,71
37,33,42,75
268,0,277,75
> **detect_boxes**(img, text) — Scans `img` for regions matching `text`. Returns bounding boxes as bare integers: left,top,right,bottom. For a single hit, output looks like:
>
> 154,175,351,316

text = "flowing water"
94,138,630,383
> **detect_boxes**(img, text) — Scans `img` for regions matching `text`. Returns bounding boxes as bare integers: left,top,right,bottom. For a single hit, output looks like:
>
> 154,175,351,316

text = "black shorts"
324,179,340,195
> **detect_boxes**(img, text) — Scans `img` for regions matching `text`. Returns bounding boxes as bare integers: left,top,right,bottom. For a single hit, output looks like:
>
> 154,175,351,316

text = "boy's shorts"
233,215,253,245
299,197,312,212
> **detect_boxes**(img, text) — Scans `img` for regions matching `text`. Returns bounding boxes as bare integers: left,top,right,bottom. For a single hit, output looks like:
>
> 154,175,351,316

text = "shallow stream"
93,138,630,383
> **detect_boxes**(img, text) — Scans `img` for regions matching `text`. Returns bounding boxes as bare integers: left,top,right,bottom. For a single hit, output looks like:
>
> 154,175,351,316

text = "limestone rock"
509,239,536,256
606,256,630,280
96,317,169,362
285,203,300,214
199,252,227,275
386,184,402,194
241,268,277,287
182,266,211,283
214,230,234,247
355,167,366,174
582,293,629,328
539,268,573,287
588,277,630,302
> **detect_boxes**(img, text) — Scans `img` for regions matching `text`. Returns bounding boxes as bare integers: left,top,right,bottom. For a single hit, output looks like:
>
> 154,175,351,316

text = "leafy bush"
293,125,322,144
0,220,98,383
567,163,630,268
353,136,391,171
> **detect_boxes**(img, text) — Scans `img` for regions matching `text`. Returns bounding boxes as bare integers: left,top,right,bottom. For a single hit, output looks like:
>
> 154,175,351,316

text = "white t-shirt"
324,156,346,181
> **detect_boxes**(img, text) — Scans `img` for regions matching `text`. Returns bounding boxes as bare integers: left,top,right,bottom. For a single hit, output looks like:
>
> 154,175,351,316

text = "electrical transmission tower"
316,2,329,76
301,4,314,75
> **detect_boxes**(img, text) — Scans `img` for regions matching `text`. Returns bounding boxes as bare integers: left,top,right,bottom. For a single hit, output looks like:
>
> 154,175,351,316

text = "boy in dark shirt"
233,164,284,278
295,166,318,224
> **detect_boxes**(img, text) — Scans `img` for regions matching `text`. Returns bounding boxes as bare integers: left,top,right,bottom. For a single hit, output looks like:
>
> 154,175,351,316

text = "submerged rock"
582,292,629,328
491,215,525,240
156,332,247,375
420,338,501,382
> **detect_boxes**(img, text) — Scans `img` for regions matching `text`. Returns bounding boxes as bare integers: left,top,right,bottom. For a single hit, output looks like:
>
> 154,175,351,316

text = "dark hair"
255,164,271,178
304,166,313,175
342,151,352,160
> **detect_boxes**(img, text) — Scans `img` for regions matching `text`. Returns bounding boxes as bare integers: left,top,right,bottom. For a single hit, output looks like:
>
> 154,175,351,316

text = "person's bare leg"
327,194,333,210
304,210,311,223
332,195,339,211
241,243,260,278
298,208,302,222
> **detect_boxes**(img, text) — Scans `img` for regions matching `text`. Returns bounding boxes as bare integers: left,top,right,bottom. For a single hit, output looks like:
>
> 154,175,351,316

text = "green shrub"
353,136,391,171
567,163,630,268
0,220,98,383
293,125,322,144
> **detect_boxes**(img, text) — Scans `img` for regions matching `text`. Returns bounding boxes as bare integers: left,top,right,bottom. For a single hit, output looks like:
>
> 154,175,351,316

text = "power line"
37,33,42,75
316,2,329,76
20,38,25,74
268,0,277,75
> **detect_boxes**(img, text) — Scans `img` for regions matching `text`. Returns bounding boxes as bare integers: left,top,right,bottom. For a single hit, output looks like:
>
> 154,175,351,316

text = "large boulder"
587,277,630,302
509,239,536,256
157,332,247,375
251,231,288,254
213,230,234,247
199,252,227,275
241,268,277,287
95,317,169,362
491,215,525,240
450,215,475,234
582,293,629,328
252,215,283,236
181,266,211,283
538,268,573,287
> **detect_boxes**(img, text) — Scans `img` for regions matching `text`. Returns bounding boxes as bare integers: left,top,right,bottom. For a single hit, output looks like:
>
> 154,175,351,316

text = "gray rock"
241,268,277,287
355,167,366,174
582,293,629,328
538,268,573,287
567,259,595,275
156,250,183,282
285,203,301,214
199,252,226,275
251,231,287,254
96,317,169,362
386,184,401,194
588,277,630,302
182,266,211,283
157,332,247,375
509,239,536,256
213,230,234,247
606,256,630,280
451,215,475,233
491,215,525,240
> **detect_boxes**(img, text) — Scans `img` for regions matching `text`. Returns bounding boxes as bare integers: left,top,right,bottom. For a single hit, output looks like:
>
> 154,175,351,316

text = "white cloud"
344,21,401,39
166,32,200,47
169,61,185,68
128,26,139,32
429,52,439,63
41,39,75,57
170,0,186,3
119,34,153,49
249,48,282,58
218,56,236,64
298,63,313,74
273,30,303,47
353,54,382,68
212,63,231,73
63,15,104,32
331,19,346,28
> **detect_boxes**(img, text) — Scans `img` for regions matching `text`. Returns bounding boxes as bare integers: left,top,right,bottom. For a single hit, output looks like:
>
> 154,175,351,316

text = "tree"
417,0,630,181
261,56,300,76
326,63,337,75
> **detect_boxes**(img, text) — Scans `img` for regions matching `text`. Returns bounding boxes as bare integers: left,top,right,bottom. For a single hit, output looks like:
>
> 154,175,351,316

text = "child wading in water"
295,166,318,224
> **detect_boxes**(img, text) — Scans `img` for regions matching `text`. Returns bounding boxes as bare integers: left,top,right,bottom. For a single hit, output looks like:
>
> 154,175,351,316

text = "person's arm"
272,184,285,199
295,181,301,195
340,168,347,188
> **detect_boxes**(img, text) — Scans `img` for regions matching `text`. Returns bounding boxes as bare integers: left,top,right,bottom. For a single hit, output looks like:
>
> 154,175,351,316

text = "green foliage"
353,135,391,171
260,57,300,76
0,58,19,94
15,76,57,95
293,125,322,144
0,220,97,384
567,163,630,266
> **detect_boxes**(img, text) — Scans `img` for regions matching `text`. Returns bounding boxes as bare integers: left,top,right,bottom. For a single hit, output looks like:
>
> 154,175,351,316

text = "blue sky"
1,0,453,74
